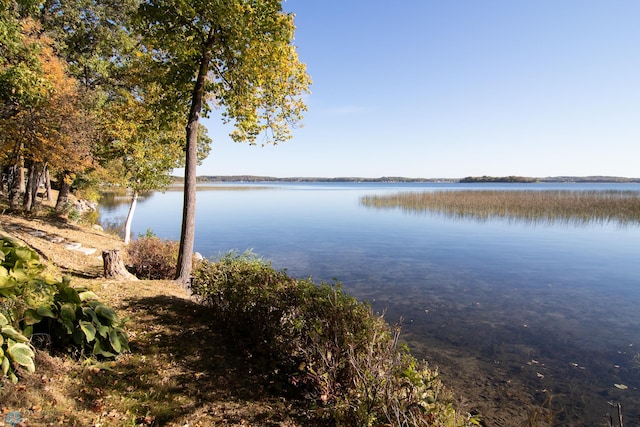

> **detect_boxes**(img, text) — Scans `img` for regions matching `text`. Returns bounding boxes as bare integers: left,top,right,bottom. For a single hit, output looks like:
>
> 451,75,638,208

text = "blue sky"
195,0,639,179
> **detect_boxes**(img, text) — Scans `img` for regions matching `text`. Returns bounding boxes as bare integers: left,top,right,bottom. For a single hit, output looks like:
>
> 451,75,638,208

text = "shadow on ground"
74,294,328,426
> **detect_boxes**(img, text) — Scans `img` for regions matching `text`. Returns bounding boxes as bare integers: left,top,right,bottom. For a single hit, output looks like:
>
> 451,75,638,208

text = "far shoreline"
170,174,640,184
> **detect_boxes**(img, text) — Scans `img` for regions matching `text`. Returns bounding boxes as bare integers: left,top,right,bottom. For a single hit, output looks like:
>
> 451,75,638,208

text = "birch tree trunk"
123,190,138,244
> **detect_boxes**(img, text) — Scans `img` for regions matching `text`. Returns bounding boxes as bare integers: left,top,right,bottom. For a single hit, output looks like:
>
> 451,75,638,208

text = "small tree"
98,84,211,243
136,0,311,284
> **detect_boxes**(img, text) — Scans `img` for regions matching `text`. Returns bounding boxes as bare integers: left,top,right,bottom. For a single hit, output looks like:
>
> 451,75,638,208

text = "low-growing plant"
0,312,35,383
0,237,56,323
126,236,179,279
191,251,479,426
0,236,128,382
24,279,129,357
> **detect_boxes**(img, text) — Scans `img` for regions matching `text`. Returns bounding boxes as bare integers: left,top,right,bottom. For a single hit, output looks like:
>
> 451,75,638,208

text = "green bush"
0,237,54,382
0,237,128,383
191,251,479,426
126,236,179,280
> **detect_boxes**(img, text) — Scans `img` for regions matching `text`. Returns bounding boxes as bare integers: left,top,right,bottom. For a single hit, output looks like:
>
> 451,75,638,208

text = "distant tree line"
178,175,640,184
188,176,457,183
461,175,640,183
538,176,640,183
460,176,538,183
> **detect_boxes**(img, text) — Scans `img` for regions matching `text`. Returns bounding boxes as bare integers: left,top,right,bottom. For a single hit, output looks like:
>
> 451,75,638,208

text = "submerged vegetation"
360,190,640,226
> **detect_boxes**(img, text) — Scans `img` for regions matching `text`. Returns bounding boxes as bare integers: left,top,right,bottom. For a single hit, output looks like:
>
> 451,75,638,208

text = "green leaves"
79,321,96,342
0,11,49,118
7,342,35,373
0,324,35,383
0,236,129,383
97,86,189,193
45,280,130,358
1,325,29,343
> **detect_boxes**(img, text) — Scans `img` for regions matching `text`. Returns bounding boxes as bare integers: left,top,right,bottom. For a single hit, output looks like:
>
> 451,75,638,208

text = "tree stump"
102,249,138,280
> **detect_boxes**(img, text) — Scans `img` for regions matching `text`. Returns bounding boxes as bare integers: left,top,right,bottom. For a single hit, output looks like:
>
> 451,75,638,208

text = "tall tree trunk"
9,165,22,210
123,190,138,244
44,165,52,202
24,162,47,211
23,161,37,212
18,161,25,193
175,32,214,285
55,171,72,211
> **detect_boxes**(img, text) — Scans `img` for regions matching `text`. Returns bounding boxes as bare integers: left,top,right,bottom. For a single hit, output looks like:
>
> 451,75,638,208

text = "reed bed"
360,190,640,226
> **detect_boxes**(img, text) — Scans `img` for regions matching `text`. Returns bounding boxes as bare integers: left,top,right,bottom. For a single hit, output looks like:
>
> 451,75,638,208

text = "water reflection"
98,185,280,237
99,190,152,211
360,189,640,227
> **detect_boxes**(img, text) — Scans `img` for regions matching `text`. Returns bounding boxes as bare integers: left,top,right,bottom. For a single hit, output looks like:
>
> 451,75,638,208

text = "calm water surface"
100,183,640,425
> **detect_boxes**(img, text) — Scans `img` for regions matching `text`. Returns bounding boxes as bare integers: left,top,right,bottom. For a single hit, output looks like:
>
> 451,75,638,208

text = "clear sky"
194,0,640,179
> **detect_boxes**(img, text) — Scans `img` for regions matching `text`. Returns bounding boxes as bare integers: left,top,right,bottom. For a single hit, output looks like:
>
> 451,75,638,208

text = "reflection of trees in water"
360,190,640,227
98,190,153,238
100,215,126,238
99,190,153,210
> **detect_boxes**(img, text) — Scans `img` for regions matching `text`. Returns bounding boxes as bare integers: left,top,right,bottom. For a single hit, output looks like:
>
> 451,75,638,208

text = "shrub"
0,237,56,320
80,209,100,225
126,236,179,279
191,251,479,426
0,238,54,382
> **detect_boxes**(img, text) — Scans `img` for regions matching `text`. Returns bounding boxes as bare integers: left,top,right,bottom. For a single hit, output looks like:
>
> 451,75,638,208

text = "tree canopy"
0,1,50,119
135,0,311,282
0,0,310,283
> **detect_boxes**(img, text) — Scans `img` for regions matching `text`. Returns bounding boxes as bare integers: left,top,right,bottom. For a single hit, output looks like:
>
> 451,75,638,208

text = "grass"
360,189,640,226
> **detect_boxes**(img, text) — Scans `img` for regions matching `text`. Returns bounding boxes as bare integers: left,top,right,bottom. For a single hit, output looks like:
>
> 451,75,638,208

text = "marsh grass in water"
360,190,640,226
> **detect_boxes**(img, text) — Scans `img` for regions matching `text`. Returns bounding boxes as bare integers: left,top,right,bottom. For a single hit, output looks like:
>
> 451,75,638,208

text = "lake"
99,182,640,426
